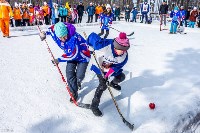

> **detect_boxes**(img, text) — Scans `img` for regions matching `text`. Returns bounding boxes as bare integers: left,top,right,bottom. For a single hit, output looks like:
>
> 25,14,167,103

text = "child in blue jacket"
39,22,91,102
131,7,138,22
87,32,130,116
98,4,113,39
170,6,181,34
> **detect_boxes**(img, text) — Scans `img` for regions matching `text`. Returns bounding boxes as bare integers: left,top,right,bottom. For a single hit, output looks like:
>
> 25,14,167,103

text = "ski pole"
83,32,134,131
37,25,78,106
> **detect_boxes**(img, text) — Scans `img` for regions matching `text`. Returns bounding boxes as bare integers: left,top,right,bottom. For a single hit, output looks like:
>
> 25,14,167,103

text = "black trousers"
98,29,109,39
87,15,93,23
91,73,125,108
15,19,21,27
61,16,67,22
78,15,83,23
55,18,59,23
95,14,99,22
22,19,30,26
44,15,49,25
10,19,14,27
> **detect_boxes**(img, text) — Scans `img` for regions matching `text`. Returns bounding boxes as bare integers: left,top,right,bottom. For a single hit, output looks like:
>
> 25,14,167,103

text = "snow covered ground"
0,16,200,133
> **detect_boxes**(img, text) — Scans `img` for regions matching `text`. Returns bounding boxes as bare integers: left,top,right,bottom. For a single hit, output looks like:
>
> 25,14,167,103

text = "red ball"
149,103,155,109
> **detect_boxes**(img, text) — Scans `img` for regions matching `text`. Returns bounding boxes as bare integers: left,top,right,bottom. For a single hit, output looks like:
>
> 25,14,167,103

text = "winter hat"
106,4,111,9
114,32,130,51
28,3,32,7
70,8,73,12
174,6,179,11
15,2,18,7
54,22,68,38
193,7,197,10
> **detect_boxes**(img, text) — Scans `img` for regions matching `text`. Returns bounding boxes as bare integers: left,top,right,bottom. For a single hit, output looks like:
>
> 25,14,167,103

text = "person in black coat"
115,6,120,21
184,7,191,27
76,2,84,23
159,0,168,26
125,5,131,22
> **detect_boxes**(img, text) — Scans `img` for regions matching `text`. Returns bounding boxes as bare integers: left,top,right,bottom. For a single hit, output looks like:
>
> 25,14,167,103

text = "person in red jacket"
188,7,199,28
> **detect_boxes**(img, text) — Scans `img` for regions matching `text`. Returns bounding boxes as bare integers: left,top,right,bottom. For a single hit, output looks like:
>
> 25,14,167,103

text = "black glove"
39,31,46,41
90,51,94,54
105,77,108,83
102,76,109,85
51,59,59,65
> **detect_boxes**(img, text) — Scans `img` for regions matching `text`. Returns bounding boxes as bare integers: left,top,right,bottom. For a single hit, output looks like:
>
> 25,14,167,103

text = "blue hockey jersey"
99,13,113,30
46,23,91,63
170,11,181,24
87,32,128,76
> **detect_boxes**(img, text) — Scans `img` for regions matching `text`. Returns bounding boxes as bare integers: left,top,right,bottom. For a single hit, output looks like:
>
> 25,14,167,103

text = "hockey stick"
109,26,134,36
160,14,163,31
83,32,134,131
37,25,78,106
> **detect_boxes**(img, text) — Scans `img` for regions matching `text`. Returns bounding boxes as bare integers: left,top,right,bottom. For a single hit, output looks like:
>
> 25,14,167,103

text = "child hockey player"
98,4,113,39
39,22,91,102
87,32,130,116
169,6,180,34
178,6,186,33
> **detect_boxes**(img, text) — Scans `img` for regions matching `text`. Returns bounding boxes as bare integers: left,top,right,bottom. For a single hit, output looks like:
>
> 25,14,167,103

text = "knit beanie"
114,32,130,51
106,4,111,9
54,22,68,38
174,6,179,11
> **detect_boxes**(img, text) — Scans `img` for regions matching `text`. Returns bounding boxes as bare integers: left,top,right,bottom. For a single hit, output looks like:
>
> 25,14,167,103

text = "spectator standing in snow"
76,2,84,23
159,0,168,28
22,2,30,26
42,2,50,25
114,5,120,21
184,7,191,27
29,4,35,26
112,4,116,21
13,3,22,27
39,22,91,102
124,5,131,22
0,0,13,38
54,3,59,24
86,2,95,23
95,3,103,22
188,7,198,28
86,32,130,116
140,0,150,23
59,4,68,22
131,7,138,22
